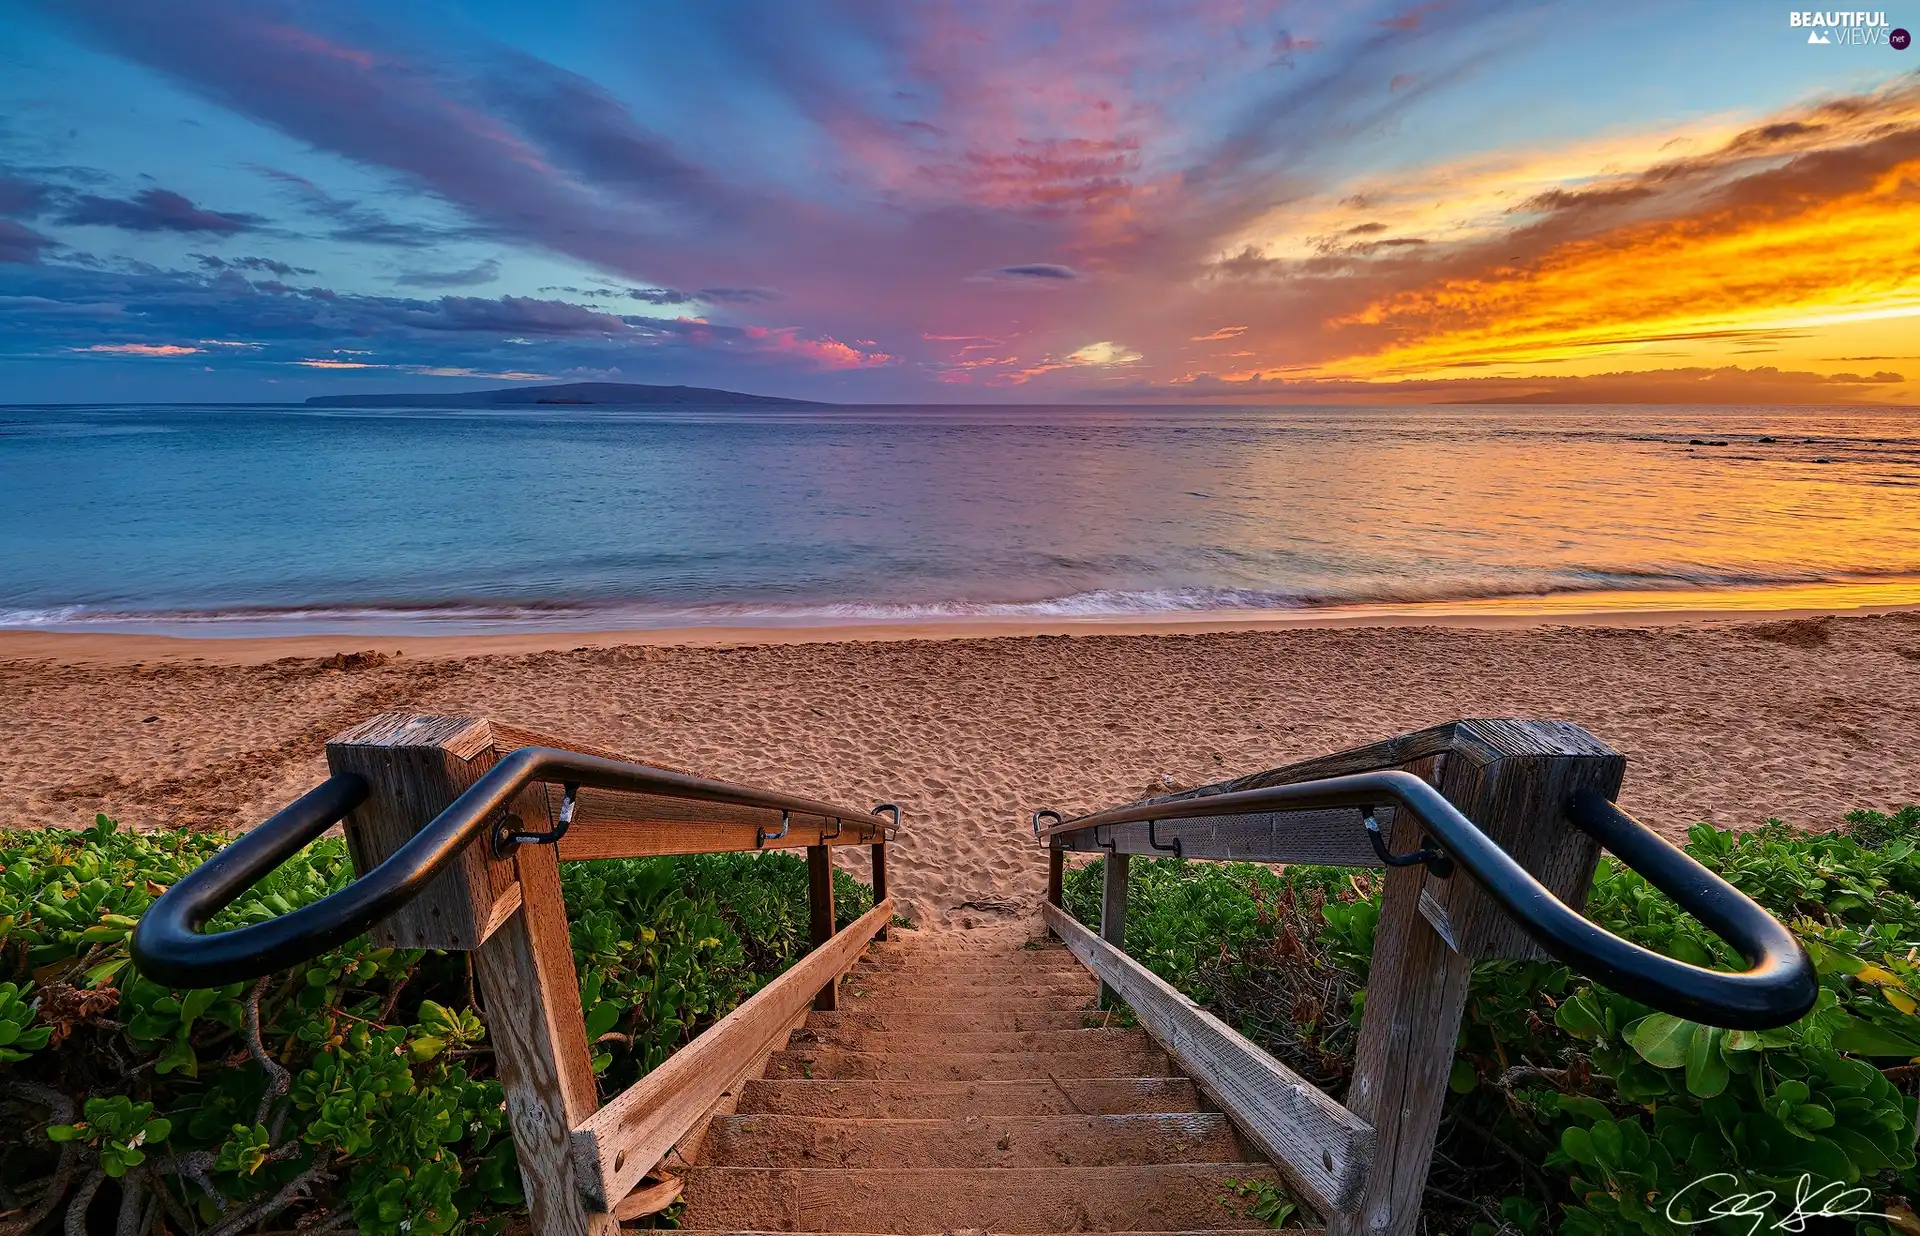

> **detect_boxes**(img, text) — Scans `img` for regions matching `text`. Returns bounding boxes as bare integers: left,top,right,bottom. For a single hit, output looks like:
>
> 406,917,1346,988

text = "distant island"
304,381,825,408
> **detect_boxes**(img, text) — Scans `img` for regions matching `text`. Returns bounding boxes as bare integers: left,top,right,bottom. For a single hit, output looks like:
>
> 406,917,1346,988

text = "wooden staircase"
677,924,1286,1234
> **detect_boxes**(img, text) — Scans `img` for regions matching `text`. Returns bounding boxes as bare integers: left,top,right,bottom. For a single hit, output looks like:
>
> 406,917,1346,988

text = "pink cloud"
740,325,893,369
74,343,201,356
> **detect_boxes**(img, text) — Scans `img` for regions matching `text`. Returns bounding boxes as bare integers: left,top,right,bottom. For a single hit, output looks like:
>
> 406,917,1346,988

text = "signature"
1665,1173,1886,1236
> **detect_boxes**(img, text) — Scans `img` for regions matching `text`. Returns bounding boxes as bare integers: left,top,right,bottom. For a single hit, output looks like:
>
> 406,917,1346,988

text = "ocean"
2,402,1916,634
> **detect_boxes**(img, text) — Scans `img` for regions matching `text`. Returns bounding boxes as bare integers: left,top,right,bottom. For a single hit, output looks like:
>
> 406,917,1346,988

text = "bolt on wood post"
1098,851,1130,1008
1328,720,1623,1236
871,841,889,941
326,713,616,1236
808,844,839,1011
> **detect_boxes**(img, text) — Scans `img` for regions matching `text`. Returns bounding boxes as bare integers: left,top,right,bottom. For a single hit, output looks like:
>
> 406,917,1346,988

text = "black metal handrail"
1038,771,1816,1030
132,747,888,989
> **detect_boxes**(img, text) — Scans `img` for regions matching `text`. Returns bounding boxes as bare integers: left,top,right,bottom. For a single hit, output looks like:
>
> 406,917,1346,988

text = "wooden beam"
573,897,895,1208
1046,846,1064,912
326,712,520,950
553,810,877,862
474,841,617,1236
1055,806,1386,868
1044,903,1373,1219
1330,721,1624,1236
808,845,838,1012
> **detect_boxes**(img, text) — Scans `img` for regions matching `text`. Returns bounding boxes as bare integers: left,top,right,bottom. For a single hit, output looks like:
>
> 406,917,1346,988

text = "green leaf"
1449,1059,1476,1093
1628,1013,1697,1068
1830,1016,1920,1058
1686,1026,1730,1097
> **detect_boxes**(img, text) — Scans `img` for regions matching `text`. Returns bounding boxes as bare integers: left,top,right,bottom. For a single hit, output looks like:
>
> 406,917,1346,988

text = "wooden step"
804,1008,1097,1033
840,982,1095,1004
850,956,1090,977
678,1164,1288,1232
837,992,1097,1015
736,1077,1209,1119
766,1046,1173,1082
701,1112,1253,1168
840,977,1097,1000
787,1025,1149,1055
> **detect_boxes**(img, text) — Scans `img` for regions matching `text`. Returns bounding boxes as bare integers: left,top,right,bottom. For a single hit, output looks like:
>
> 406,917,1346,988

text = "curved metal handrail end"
130,772,372,988
1033,769,1816,1030
134,745,896,989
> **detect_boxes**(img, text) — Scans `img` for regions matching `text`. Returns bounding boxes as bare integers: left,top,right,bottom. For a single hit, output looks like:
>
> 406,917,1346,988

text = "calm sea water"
2,403,1916,633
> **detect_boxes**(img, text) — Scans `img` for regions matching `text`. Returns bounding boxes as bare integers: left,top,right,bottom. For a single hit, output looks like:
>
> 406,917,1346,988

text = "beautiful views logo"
1788,10,1907,45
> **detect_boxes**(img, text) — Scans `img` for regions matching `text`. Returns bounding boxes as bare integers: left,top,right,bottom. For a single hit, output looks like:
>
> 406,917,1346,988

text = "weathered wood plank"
871,842,889,942
573,898,895,1208
1099,851,1130,1008
1055,806,1387,867
808,845,838,1012
474,842,617,1236
326,712,518,950
554,808,876,862
1044,903,1372,1219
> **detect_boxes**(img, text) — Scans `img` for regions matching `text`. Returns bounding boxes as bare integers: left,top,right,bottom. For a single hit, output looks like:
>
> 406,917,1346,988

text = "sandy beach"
3,610,1917,927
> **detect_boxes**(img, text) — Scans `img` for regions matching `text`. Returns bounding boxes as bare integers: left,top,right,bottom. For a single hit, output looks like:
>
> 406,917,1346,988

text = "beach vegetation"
1065,804,1920,1234
0,813,874,1234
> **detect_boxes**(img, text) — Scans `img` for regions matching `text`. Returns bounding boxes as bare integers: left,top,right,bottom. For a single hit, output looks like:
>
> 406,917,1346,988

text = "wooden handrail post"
1098,851,1130,1008
1329,720,1623,1236
327,713,616,1236
1046,845,1065,938
871,841,889,941
807,844,839,1011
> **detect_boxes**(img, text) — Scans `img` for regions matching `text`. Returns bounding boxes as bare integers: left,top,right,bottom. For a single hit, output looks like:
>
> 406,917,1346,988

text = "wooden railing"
1036,718,1814,1236
135,712,898,1236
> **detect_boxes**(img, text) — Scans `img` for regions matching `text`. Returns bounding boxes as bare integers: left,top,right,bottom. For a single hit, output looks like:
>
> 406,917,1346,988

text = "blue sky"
2,1,1916,403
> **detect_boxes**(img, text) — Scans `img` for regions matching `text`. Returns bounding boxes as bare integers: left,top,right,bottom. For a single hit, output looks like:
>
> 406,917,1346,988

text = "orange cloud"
1199,78,1920,400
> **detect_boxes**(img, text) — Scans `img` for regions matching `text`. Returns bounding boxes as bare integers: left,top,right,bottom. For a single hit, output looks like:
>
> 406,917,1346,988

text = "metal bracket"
822,817,842,841
871,803,900,843
1147,819,1183,858
1364,809,1453,878
757,809,790,849
1032,809,1062,840
493,783,578,856
1098,824,1118,855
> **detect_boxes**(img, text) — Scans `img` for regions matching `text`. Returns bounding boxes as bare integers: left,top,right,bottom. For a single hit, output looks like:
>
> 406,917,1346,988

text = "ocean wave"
7,567,1920,633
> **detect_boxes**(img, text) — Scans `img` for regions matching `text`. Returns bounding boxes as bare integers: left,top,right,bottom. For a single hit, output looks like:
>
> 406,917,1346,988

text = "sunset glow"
2,3,1916,404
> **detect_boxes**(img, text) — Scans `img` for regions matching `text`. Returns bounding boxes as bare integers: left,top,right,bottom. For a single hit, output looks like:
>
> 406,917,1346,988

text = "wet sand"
2,610,1917,926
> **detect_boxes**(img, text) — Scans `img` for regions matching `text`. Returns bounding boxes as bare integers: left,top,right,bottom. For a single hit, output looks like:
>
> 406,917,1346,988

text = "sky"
1,0,1917,405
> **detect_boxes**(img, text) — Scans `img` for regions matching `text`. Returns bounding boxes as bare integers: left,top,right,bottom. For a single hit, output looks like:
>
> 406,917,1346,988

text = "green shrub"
1065,805,1920,1234
0,814,872,1234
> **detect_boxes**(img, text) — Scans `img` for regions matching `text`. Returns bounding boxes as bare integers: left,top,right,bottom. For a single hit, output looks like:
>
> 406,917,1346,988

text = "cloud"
625,285,781,305
411,295,631,335
0,173,50,218
61,188,261,233
997,263,1078,280
1141,364,1908,404
395,259,501,288
1065,340,1142,365
194,254,316,277
736,324,893,369
74,342,201,355
0,220,53,264
1190,325,1247,341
